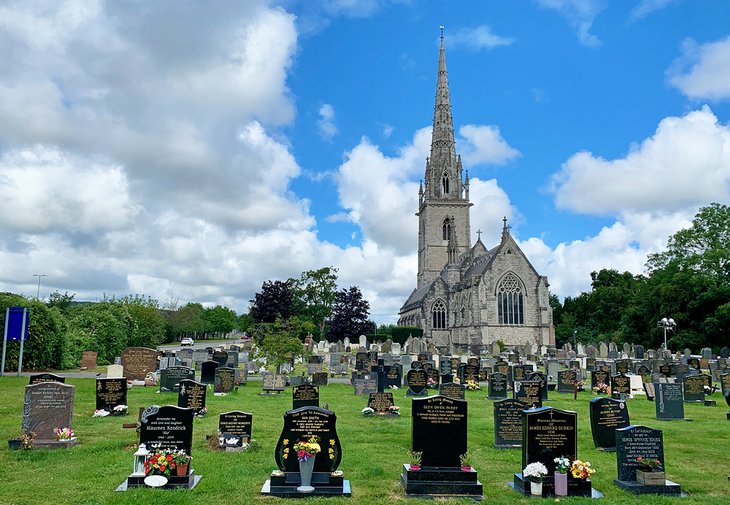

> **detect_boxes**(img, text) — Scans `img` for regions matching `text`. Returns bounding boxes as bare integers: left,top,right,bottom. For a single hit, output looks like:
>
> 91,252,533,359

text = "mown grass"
0,376,728,505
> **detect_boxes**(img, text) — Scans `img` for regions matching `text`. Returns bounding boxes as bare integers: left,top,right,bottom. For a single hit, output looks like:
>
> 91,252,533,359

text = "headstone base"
703,400,716,406
613,479,682,495
511,473,599,498
33,438,79,450
400,464,483,500
405,390,427,397
260,471,351,497
118,469,201,490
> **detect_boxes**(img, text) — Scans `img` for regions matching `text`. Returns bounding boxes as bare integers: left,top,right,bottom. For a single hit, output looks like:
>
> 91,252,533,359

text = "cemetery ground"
0,377,728,505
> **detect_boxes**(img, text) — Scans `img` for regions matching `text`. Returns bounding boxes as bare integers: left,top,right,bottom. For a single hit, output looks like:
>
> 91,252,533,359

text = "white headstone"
107,364,124,378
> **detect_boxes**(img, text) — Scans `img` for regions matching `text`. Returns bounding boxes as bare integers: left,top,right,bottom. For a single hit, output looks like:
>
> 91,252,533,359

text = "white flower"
93,409,110,417
523,462,548,479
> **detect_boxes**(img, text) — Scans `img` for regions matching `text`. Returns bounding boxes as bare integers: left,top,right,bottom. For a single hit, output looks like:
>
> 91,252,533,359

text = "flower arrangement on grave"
361,407,375,416
388,385,399,390
172,449,191,466
195,407,207,418
9,431,36,450
460,452,472,471
635,456,662,472
113,404,128,416
554,456,571,474
523,462,548,483
592,382,610,395
93,409,110,417
144,447,175,476
575,380,585,391
54,427,75,441
408,451,423,470
293,436,321,462
427,376,436,388
570,459,595,480
388,405,401,415
465,379,481,391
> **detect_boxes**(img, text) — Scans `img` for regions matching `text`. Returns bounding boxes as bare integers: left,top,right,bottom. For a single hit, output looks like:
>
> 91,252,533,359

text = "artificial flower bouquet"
293,436,321,462
570,459,595,480
523,462,548,483
54,427,75,441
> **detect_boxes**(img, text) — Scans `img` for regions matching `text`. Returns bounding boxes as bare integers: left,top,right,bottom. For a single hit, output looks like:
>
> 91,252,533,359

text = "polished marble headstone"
493,398,526,449
589,397,629,451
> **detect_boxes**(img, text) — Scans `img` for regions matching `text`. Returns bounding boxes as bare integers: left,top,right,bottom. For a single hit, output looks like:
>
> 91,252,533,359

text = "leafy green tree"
118,295,167,348
66,302,135,365
327,286,372,341
203,305,238,336
255,318,305,370
291,267,338,338
237,312,254,332
250,280,295,323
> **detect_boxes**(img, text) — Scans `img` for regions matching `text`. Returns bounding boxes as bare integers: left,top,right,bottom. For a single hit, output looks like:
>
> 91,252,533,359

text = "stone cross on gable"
476,229,482,241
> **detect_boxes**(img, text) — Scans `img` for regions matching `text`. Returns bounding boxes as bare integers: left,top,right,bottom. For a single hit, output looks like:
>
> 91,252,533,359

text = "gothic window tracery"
497,273,525,325
441,173,450,195
442,218,451,241
432,299,446,329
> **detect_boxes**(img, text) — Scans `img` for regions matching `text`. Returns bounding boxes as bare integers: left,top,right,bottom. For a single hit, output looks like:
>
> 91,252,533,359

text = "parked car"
180,337,194,346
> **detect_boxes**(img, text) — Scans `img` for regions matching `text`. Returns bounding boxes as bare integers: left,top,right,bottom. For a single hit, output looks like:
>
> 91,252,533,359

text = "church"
397,32,554,353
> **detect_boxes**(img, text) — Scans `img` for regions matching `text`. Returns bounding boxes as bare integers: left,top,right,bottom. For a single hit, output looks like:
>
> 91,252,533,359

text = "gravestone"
311,371,328,386
654,382,685,420
615,359,631,375
493,399,527,449
22,382,76,445
589,397,629,451
402,395,482,499
513,380,542,409
178,379,207,415
120,347,158,382
160,366,195,392
95,377,128,411
261,374,286,394
385,364,402,388
405,369,428,396
591,369,609,390
720,347,730,359
212,350,229,367
107,364,124,379
611,374,631,399
528,372,549,400
200,361,218,385
487,372,508,399
439,382,466,400
28,373,65,385
353,378,377,396
219,410,253,441
682,375,704,403
614,425,681,494
557,369,576,393
214,367,236,393
292,384,319,409
367,392,396,415
81,350,98,369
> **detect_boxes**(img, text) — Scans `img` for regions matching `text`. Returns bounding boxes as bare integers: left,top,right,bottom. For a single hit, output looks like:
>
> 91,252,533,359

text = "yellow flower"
283,439,289,445
330,439,335,446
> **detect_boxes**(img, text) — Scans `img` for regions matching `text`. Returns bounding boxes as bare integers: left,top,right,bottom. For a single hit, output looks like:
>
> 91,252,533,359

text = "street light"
32,273,47,299
657,317,677,351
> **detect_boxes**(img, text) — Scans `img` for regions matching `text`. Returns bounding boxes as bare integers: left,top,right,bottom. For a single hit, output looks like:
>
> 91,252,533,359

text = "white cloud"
537,0,606,47
317,103,339,141
458,125,521,166
629,0,677,22
549,106,730,215
447,25,514,51
668,36,730,100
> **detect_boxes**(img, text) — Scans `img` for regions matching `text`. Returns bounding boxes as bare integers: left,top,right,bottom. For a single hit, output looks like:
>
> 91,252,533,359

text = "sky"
1,0,729,324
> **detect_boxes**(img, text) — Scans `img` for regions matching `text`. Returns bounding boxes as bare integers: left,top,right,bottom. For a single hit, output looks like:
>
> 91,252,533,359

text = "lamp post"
657,317,677,351
32,273,47,299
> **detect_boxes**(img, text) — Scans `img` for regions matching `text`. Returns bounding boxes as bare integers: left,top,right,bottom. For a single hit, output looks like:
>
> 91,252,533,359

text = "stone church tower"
399,31,554,352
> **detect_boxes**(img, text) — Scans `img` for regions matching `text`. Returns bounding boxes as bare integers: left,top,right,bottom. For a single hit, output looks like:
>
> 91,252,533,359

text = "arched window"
442,174,450,194
432,300,446,329
497,273,525,325
442,218,451,241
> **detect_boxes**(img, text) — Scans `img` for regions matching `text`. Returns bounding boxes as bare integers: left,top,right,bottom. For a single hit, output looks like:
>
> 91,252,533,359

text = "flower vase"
176,463,188,476
554,472,568,496
297,455,316,493
530,480,543,497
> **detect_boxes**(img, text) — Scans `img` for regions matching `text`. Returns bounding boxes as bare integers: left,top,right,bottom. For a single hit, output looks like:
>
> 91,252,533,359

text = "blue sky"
1,1,729,323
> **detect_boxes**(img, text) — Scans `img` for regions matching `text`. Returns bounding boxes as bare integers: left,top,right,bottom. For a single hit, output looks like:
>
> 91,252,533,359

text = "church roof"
400,281,434,313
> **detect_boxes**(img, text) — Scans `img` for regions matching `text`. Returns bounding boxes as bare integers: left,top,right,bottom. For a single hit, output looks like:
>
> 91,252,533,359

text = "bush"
390,326,423,345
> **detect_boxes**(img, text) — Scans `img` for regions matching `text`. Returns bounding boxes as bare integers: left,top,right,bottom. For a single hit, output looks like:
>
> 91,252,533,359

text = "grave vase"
554,472,568,496
529,480,543,496
297,454,316,493
175,463,188,476
636,469,665,486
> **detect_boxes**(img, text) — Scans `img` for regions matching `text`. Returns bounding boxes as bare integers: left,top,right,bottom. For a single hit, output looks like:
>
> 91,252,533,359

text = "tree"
291,267,339,338
327,286,372,341
118,295,167,348
250,280,295,323
203,305,237,336
255,318,305,370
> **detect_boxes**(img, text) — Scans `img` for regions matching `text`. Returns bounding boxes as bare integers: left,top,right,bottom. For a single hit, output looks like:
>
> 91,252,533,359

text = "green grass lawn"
0,377,728,505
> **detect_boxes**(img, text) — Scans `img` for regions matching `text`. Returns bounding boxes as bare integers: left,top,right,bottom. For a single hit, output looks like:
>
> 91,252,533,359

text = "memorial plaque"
615,425,664,482
353,378,376,396
95,377,127,411
274,407,342,472
557,370,577,393
160,366,195,392
28,373,65,385
200,360,218,385
219,411,253,440
311,371,328,386
120,347,158,381
293,384,319,409
615,359,631,375
439,359,452,375
488,372,508,399
412,395,467,467
611,374,631,399
406,369,428,396
589,397,629,451
522,407,577,474
22,382,75,441
514,380,542,409
450,357,462,372
527,372,549,400
355,352,368,371
654,382,684,420
214,367,236,393
683,375,704,403
178,379,207,414
139,405,194,455
367,392,395,414
439,382,466,400
494,399,527,449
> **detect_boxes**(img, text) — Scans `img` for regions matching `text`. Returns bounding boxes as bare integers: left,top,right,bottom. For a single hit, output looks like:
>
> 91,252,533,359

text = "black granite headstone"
367,392,395,414
28,373,65,385
95,377,128,411
385,364,402,388
211,350,229,367
522,407,577,474
494,399,527,449
439,382,466,400
615,425,664,482
412,395,467,467
274,406,342,472
219,410,253,440
611,373,631,399
160,366,195,392
139,405,194,455
178,379,207,414
513,380,543,409
200,360,218,385
682,375,704,403
557,369,576,393
406,369,428,396
488,372,508,399
589,397,629,451
293,384,319,409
